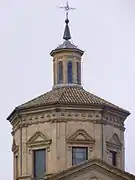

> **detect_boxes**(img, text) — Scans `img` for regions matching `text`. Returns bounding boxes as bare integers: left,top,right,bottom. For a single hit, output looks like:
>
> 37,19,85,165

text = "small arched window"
67,61,72,83
58,61,63,84
77,62,81,84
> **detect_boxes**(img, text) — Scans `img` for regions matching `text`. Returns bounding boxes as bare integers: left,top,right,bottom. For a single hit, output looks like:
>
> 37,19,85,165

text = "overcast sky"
0,0,135,179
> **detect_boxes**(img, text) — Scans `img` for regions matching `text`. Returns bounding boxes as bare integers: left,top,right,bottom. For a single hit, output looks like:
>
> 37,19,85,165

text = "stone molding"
16,175,31,180
12,109,125,133
12,138,19,153
46,159,133,180
27,131,52,149
67,129,95,145
106,133,122,150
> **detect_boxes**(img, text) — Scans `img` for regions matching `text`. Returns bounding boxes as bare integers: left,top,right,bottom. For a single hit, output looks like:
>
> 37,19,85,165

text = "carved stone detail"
27,131,52,148
67,129,95,145
68,146,72,151
12,109,125,133
106,133,122,150
12,139,19,153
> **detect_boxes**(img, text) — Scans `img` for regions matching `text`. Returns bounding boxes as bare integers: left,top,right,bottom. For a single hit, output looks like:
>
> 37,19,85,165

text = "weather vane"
59,1,76,19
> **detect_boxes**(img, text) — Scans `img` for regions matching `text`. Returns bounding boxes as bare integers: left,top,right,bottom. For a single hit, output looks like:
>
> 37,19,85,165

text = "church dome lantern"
50,4,84,89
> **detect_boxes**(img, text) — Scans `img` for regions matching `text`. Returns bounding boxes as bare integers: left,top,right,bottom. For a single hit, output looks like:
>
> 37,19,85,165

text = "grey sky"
0,0,135,179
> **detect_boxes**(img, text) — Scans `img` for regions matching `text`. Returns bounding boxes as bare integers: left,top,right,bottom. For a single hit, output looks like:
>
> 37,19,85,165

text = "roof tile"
18,87,129,115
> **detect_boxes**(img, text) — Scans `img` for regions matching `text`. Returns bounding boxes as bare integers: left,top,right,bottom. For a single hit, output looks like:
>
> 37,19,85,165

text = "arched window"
77,62,81,84
58,61,63,84
68,61,72,83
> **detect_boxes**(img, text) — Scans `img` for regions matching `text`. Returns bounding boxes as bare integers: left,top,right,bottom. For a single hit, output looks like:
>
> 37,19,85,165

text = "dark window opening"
33,149,46,178
77,62,81,84
72,147,88,165
110,150,117,166
68,61,73,83
58,61,63,84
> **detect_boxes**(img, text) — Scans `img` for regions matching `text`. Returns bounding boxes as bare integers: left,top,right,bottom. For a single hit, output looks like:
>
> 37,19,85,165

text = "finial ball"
65,18,69,24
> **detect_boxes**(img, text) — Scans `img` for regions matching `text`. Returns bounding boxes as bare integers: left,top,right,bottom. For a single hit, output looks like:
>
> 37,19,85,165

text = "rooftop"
15,86,129,115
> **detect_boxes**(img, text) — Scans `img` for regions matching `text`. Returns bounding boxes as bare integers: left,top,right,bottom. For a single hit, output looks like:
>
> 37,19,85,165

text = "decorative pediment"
46,159,134,180
67,129,95,144
27,131,52,148
106,133,122,149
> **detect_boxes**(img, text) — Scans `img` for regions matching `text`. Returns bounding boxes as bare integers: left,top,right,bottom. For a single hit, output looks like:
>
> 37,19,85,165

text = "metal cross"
59,1,76,19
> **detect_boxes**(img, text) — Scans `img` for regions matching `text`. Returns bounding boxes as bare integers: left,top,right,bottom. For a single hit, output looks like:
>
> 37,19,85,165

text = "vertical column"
14,129,20,179
93,123,102,159
27,148,33,177
120,130,125,170
50,122,57,173
78,60,81,85
54,58,58,85
57,122,67,171
21,125,28,176
67,146,72,168
13,153,19,180
53,59,56,85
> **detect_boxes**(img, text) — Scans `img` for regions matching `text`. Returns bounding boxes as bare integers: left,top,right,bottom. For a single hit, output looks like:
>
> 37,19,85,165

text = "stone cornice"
16,175,31,180
8,102,129,124
12,109,125,133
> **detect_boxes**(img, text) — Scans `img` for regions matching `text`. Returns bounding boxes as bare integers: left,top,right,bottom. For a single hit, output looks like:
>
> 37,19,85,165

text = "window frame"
109,150,117,166
72,146,88,165
27,131,52,178
33,148,46,178
106,133,121,168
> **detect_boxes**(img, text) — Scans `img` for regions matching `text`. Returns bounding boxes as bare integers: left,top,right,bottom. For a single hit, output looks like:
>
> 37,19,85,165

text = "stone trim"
16,175,31,180
67,129,95,145
12,139,19,153
67,129,95,164
27,131,52,149
46,159,134,180
12,109,125,133
106,133,122,150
